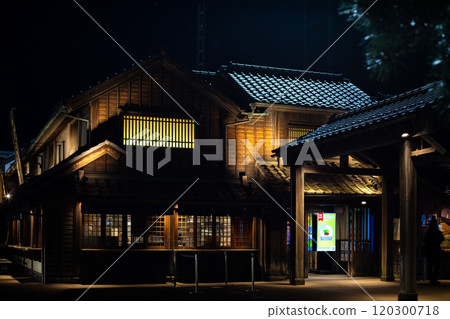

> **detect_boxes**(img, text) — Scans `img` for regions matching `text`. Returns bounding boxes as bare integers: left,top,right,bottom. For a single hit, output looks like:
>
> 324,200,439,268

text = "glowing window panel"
178,215,195,248
216,215,231,247
105,214,123,247
123,115,195,148
83,214,101,248
197,215,213,247
126,214,133,245
147,216,165,247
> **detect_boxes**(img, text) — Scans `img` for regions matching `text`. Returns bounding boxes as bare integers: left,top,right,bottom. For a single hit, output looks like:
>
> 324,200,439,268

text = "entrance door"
348,206,377,276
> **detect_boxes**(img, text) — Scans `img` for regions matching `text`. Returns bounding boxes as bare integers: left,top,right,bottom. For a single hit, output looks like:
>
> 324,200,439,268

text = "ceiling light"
401,132,410,138
5,193,11,199
361,201,367,205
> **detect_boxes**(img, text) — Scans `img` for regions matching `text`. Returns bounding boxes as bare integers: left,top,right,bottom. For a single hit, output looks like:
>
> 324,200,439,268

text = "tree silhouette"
339,0,449,89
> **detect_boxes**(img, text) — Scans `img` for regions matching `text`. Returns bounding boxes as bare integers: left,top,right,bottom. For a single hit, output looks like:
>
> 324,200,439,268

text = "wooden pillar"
289,165,305,285
41,205,48,283
398,139,418,301
381,174,394,281
74,203,82,276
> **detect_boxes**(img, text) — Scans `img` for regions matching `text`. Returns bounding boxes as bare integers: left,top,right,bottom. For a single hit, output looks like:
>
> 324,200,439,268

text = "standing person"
423,216,445,285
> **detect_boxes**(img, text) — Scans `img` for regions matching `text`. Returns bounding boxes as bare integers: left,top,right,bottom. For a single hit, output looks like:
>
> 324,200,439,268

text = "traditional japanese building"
277,82,450,300
0,52,379,284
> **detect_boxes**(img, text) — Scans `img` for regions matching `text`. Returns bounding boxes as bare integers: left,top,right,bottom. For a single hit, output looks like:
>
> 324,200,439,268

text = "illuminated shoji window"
178,215,195,248
129,215,144,244
126,214,132,245
216,215,231,247
232,217,252,248
288,126,314,142
83,214,101,248
197,215,213,247
123,115,195,148
147,216,165,247
105,214,123,247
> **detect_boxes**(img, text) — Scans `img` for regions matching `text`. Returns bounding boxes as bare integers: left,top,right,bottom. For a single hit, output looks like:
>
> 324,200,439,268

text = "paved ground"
0,271,449,301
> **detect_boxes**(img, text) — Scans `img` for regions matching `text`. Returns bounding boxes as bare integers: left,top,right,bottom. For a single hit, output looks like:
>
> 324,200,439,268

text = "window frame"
123,115,195,149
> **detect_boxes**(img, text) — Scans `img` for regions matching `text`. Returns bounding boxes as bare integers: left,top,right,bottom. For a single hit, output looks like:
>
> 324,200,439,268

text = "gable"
67,53,240,131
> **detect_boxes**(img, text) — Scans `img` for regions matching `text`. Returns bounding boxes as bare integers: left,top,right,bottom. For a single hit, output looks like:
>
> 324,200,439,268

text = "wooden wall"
42,193,78,282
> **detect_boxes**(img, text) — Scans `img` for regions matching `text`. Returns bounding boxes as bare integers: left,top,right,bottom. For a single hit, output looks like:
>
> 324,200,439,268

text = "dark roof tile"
290,82,445,145
224,62,372,110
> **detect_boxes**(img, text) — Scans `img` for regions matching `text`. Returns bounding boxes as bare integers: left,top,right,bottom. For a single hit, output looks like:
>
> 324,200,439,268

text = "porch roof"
76,176,268,214
289,82,444,146
257,163,381,196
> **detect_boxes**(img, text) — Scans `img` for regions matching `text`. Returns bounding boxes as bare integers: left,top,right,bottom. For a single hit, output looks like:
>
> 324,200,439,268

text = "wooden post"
381,174,394,281
74,203,82,277
9,109,24,185
290,165,305,285
398,139,418,301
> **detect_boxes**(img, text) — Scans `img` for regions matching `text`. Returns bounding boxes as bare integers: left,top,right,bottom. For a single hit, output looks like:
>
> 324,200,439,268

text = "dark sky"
0,0,427,151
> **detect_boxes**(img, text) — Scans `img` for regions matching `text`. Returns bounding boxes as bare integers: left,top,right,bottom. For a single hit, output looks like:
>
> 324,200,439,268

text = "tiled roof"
0,151,14,159
223,62,373,110
76,177,267,204
291,82,445,145
257,163,381,196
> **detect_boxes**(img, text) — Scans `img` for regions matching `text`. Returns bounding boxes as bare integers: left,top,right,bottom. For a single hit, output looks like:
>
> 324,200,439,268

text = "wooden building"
278,82,450,300
0,53,376,284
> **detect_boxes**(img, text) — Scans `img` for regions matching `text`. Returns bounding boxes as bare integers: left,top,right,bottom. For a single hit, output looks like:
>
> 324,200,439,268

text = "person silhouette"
423,216,445,285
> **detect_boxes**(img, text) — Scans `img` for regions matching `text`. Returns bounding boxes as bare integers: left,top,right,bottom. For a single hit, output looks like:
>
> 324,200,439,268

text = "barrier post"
173,251,177,288
251,253,255,292
194,253,199,294
224,251,228,286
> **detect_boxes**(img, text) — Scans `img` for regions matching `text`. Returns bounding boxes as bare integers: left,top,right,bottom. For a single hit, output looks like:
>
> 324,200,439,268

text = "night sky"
0,0,427,151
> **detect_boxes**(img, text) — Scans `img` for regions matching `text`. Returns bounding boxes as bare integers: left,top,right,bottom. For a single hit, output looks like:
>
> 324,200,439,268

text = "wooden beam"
71,144,123,172
411,147,435,157
303,165,382,176
422,135,446,155
340,155,349,168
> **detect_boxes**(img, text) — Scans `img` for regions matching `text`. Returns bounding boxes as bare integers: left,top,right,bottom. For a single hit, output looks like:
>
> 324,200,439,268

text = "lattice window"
216,215,231,247
178,215,195,248
129,215,145,244
126,214,133,245
232,217,252,248
123,115,195,148
197,215,213,247
288,126,314,142
147,216,165,247
105,214,123,247
83,214,101,248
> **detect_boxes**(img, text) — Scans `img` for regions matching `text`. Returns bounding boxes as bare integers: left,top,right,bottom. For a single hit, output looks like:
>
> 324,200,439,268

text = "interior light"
6,193,11,199
361,201,367,205
401,132,410,138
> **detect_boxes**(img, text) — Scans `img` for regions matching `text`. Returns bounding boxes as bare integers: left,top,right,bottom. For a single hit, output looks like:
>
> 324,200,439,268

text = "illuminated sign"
317,213,336,251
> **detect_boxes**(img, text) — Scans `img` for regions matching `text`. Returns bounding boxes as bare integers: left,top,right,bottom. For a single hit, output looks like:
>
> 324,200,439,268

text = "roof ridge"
327,81,443,124
224,61,344,80
192,69,217,76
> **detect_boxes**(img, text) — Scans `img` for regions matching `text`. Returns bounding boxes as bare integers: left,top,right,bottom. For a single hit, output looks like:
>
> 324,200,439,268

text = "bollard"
224,251,228,286
251,253,255,292
194,253,199,294
173,251,177,288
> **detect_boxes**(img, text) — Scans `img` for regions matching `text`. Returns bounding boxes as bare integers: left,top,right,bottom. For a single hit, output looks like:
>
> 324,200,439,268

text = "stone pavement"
0,271,449,301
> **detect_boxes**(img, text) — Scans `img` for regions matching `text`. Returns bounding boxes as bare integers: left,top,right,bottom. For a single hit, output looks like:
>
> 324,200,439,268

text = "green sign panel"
317,213,336,251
